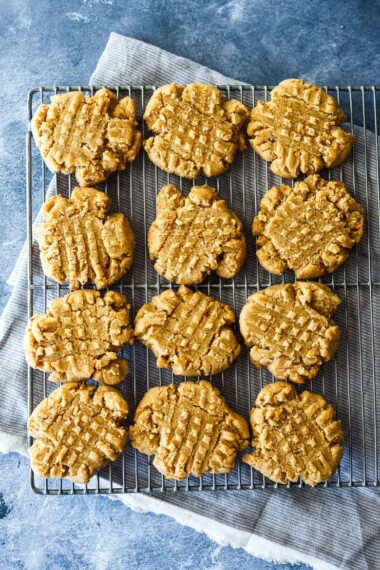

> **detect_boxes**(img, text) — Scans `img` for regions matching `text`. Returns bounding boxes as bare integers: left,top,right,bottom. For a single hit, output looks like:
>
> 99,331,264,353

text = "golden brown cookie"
24,290,134,384
247,79,353,178
243,382,344,486
239,283,340,383
37,187,135,290
253,175,363,278
28,382,128,484
134,285,240,376
31,88,141,186
148,184,246,284
130,380,250,479
143,83,249,178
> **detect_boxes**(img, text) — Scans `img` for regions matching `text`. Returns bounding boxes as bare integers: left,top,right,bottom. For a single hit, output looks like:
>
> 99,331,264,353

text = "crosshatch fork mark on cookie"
253,174,364,278
143,83,249,178
37,187,135,290
134,285,241,376
247,79,353,178
148,184,246,285
24,290,134,384
240,282,341,384
243,382,344,486
28,383,129,484
31,88,142,186
130,381,250,479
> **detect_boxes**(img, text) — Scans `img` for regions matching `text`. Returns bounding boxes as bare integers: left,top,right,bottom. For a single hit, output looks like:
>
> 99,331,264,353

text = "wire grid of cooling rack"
26,85,380,494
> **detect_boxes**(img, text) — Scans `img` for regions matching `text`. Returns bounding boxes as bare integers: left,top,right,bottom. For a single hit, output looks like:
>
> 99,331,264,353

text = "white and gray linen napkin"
1,32,380,570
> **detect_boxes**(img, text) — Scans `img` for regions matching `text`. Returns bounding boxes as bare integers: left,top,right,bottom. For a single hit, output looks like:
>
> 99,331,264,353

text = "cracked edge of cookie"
134,285,241,376
239,283,341,384
252,175,364,278
242,381,344,486
142,83,249,178
148,184,246,284
28,382,129,483
23,289,134,385
129,380,250,479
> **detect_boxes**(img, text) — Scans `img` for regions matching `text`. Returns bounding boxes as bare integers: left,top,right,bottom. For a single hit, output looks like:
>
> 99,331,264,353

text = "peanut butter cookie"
130,380,250,479
247,79,353,178
37,187,135,290
31,88,141,186
239,283,340,383
134,285,240,376
143,83,249,178
253,175,363,278
24,290,134,384
243,382,344,486
28,382,129,484
148,184,246,284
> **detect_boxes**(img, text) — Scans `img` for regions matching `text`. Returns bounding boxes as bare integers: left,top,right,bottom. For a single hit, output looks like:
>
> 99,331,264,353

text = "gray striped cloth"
1,33,380,570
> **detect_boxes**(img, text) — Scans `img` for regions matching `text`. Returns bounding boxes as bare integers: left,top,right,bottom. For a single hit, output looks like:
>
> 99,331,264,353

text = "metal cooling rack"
26,85,380,494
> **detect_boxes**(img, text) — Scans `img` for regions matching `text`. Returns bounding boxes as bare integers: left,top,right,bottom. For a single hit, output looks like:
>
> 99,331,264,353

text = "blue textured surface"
0,454,306,570
1,1,379,568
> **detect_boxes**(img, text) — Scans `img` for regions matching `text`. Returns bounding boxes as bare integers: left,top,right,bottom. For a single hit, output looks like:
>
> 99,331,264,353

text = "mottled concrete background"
1,0,379,568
